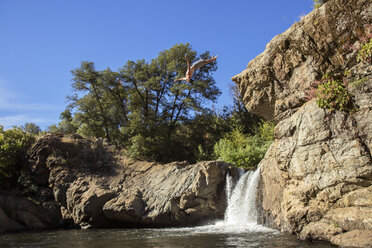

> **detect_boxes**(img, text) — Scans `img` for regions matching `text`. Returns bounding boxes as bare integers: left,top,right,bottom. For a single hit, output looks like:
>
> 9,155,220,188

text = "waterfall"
162,167,273,234
223,167,261,227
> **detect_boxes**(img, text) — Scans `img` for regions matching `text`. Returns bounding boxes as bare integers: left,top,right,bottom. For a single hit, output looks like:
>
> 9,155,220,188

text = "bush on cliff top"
0,125,35,190
313,0,323,9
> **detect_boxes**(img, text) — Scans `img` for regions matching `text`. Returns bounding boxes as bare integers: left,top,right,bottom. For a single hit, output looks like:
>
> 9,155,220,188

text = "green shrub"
214,122,274,168
316,79,357,112
17,170,39,199
255,121,275,142
313,0,323,9
126,134,150,160
126,134,165,161
0,126,35,189
357,38,372,64
197,144,216,161
344,69,352,78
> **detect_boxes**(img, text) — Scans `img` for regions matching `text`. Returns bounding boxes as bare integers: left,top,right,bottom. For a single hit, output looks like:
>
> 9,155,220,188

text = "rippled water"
0,226,335,248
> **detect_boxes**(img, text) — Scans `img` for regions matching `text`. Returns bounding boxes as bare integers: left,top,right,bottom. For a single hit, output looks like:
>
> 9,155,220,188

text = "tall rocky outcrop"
232,0,372,247
0,134,238,231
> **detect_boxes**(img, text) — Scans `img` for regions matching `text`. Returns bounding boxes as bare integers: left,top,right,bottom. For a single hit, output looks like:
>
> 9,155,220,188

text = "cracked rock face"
23,135,238,229
232,0,372,122
0,192,62,232
234,0,372,247
257,99,372,243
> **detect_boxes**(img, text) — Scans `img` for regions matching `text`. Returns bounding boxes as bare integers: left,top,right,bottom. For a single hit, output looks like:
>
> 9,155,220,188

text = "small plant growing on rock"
343,69,368,90
347,24,372,65
344,69,352,78
357,38,372,64
312,0,323,9
315,78,357,112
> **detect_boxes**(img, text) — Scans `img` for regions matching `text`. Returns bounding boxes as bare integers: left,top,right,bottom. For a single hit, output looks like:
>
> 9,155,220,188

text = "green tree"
22,122,41,135
47,124,59,133
47,109,79,134
0,125,35,189
229,84,262,134
66,43,220,162
214,121,274,168
193,84,262,162
69,62,116,142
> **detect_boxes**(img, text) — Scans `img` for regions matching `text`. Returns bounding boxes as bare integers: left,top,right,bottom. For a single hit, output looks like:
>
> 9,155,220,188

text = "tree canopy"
48,43,269,163
22,122,41,135
63,43,221,161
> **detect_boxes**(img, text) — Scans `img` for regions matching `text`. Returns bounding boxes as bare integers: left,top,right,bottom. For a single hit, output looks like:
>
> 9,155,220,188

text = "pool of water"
0,223,335,248
0,169,336,247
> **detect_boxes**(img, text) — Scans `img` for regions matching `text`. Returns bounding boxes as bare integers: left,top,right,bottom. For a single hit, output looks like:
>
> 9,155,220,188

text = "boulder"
0,192,62,232
330,230,372,248
103,190,145,224
26,135,237,228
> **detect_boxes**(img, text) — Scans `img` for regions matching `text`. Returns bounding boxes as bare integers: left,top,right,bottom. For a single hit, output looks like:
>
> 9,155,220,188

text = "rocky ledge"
0,134,238,231
233,0,372,247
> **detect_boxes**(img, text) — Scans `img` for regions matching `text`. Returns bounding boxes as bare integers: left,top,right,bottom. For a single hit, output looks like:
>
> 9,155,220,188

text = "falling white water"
225,172,233,203
159,167,275,235
223,167,261,227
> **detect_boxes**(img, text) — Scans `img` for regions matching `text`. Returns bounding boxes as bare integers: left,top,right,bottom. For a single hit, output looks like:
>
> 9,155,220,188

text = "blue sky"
0,0,313,129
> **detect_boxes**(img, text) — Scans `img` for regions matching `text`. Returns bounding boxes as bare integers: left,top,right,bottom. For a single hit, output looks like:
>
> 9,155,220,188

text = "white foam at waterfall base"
159,167,275,235
174,168,274,234
211,167,273,233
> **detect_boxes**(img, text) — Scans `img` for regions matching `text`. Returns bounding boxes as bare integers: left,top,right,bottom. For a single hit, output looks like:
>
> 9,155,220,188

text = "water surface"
0,225,335,248
0,168,335,247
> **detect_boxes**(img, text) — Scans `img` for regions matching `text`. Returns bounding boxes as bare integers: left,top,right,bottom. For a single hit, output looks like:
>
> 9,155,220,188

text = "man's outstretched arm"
204,55,218,64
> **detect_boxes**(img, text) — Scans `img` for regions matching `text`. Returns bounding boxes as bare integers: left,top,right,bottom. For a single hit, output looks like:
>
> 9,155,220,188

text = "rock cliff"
0,192,62,232
233,0,372,247
0,134,237,230
232,0,371,122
